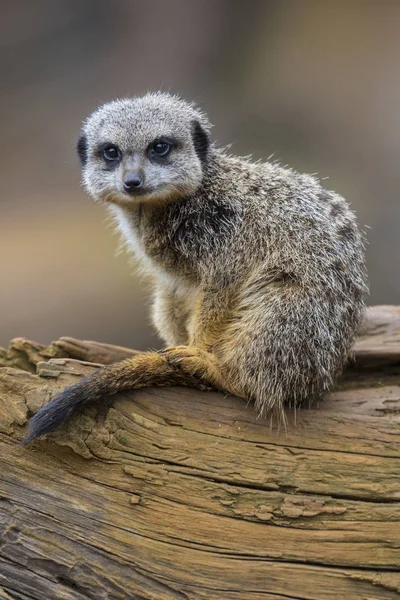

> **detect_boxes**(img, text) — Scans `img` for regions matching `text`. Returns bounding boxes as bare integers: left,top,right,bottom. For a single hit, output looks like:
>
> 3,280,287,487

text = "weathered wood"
353,305,400,367
0,305,399,599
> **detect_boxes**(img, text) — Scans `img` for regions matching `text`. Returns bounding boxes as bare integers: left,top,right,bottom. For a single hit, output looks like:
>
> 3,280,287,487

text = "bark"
0,305,399,600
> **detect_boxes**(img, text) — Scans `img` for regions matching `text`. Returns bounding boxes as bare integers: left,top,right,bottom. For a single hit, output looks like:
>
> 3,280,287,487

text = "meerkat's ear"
192,120,210,163
77,134,88,166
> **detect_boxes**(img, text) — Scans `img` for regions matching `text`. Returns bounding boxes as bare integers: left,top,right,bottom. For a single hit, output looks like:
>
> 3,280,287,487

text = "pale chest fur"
110,205,197,291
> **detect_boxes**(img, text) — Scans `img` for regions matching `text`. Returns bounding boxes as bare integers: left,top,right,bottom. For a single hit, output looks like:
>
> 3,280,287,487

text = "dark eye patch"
96,142,121,168
147,137,177,161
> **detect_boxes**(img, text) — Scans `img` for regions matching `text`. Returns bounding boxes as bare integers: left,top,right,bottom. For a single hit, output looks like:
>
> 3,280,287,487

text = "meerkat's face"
77,93,211,207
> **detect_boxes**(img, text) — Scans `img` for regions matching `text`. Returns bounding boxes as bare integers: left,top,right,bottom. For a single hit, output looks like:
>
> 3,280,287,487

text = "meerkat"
25,92,368,443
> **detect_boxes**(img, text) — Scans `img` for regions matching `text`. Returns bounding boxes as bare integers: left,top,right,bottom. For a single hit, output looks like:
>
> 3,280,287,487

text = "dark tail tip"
23,381,88,444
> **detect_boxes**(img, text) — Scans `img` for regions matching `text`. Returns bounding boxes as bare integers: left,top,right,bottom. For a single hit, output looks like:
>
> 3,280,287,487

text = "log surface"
0,306,400,600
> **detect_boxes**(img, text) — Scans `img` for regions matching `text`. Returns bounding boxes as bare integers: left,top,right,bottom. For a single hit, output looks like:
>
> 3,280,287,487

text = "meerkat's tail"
24,350,219,444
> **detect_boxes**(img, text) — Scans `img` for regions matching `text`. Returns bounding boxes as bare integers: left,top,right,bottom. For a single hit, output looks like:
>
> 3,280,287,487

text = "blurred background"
1,0,399,350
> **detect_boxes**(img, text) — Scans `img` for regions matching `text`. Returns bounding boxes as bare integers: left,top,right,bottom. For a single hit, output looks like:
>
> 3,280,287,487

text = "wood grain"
0,305,399,599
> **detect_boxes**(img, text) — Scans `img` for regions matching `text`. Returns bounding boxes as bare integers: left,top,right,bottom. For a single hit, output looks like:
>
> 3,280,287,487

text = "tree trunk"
0,306,399,600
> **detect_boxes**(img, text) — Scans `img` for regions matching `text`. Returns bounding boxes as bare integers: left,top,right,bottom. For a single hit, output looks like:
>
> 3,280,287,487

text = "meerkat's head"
77,92,211,207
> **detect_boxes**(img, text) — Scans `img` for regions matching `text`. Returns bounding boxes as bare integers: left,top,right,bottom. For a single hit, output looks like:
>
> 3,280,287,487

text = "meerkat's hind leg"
217,282,351,422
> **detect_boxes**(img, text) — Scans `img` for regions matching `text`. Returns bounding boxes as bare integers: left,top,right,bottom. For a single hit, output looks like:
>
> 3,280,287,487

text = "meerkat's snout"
123,170,144,193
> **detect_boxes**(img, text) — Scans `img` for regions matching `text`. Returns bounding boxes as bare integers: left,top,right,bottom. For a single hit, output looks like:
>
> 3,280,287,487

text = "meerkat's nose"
123,171,144,192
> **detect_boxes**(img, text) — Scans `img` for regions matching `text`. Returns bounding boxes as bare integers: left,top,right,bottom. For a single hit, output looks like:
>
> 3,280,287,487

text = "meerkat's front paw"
159,345,206,362
159,345,221,385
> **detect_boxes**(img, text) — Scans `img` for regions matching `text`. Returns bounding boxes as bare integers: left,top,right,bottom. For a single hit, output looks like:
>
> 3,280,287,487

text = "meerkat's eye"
149,140,171,158
103,145,120,161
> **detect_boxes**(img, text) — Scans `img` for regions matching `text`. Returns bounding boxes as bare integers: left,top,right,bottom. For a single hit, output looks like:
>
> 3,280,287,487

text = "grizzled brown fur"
25,92,368,442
